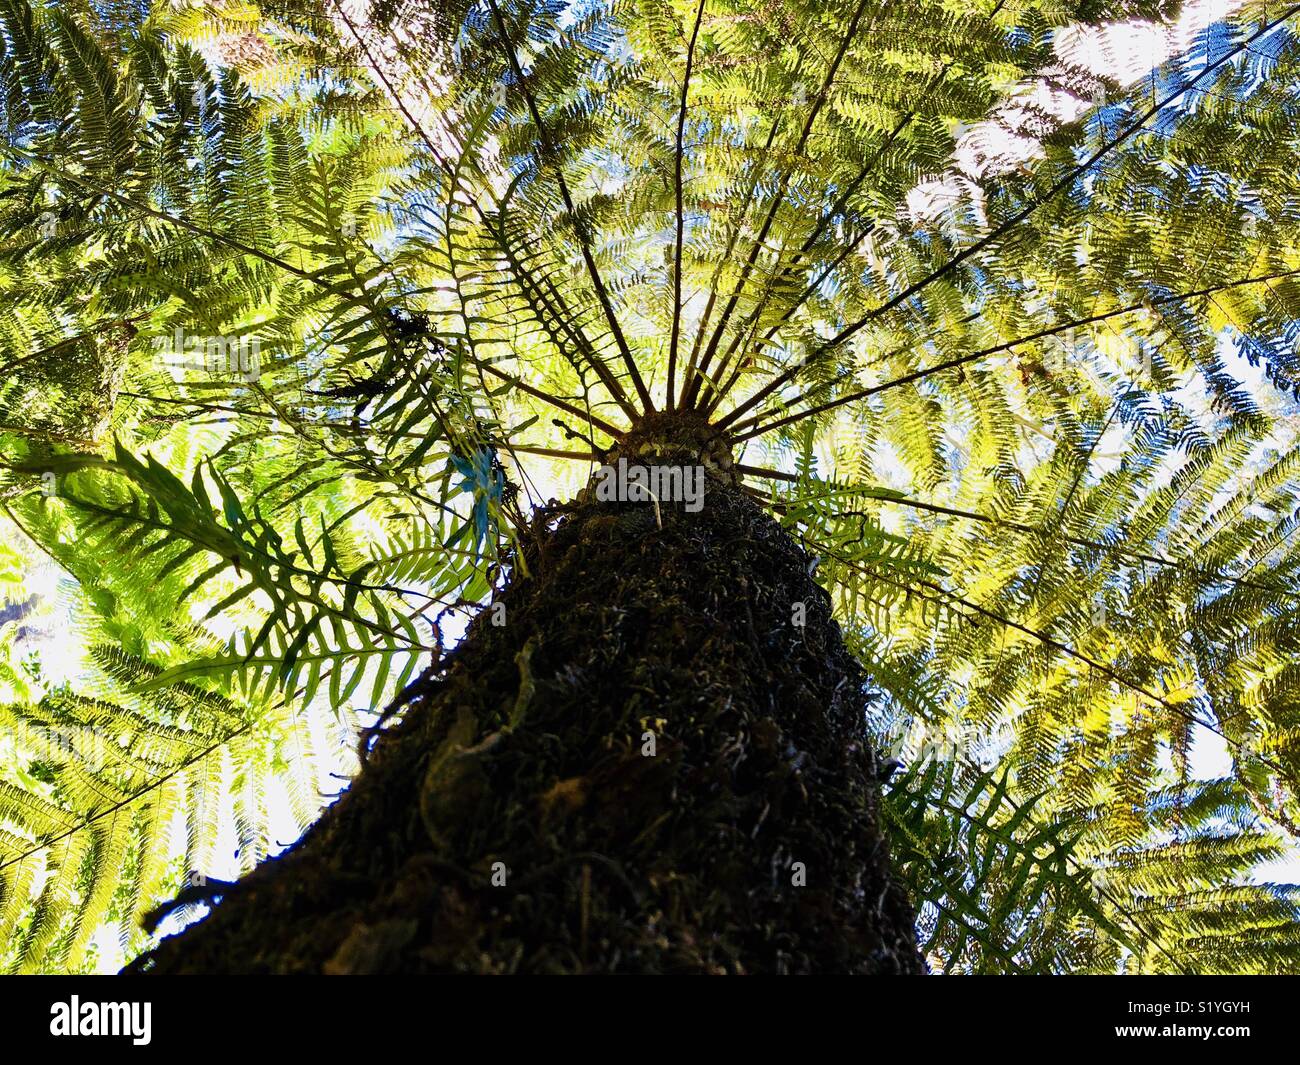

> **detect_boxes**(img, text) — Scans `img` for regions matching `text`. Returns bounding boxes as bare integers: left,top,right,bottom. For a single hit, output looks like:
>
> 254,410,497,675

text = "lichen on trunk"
129,451,923,974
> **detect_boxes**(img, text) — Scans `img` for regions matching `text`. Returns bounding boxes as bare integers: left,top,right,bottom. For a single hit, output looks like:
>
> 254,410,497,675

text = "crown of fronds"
1,0,1299,972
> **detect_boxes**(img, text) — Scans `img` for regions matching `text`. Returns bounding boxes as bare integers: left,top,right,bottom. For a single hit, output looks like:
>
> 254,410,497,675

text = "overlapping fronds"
0,0,1298,972
0,629,335,973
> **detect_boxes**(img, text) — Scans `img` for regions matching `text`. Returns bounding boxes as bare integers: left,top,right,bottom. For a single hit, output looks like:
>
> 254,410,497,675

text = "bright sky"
4,0,1297,971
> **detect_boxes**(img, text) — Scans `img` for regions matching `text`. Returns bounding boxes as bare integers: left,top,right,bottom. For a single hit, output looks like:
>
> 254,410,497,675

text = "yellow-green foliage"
0,0,1298,973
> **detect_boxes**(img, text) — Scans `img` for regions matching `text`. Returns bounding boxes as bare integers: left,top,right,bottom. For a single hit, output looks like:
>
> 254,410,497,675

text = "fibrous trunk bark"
131,444,923,974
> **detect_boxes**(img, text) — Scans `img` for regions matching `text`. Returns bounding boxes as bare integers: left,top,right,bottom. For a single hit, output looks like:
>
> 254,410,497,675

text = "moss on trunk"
129,464,923,974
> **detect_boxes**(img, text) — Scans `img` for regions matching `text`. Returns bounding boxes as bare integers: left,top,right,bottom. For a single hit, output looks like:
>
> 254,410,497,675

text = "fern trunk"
130,443,923,974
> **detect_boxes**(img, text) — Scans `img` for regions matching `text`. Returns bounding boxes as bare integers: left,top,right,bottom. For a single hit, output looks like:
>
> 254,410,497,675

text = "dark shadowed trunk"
129,419,923,974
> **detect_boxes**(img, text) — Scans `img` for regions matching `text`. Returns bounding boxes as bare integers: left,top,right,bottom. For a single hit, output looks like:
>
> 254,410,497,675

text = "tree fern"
0,0,1298,972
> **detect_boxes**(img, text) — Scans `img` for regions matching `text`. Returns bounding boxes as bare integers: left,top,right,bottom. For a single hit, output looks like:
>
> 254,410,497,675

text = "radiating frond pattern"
0,0,1298,972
